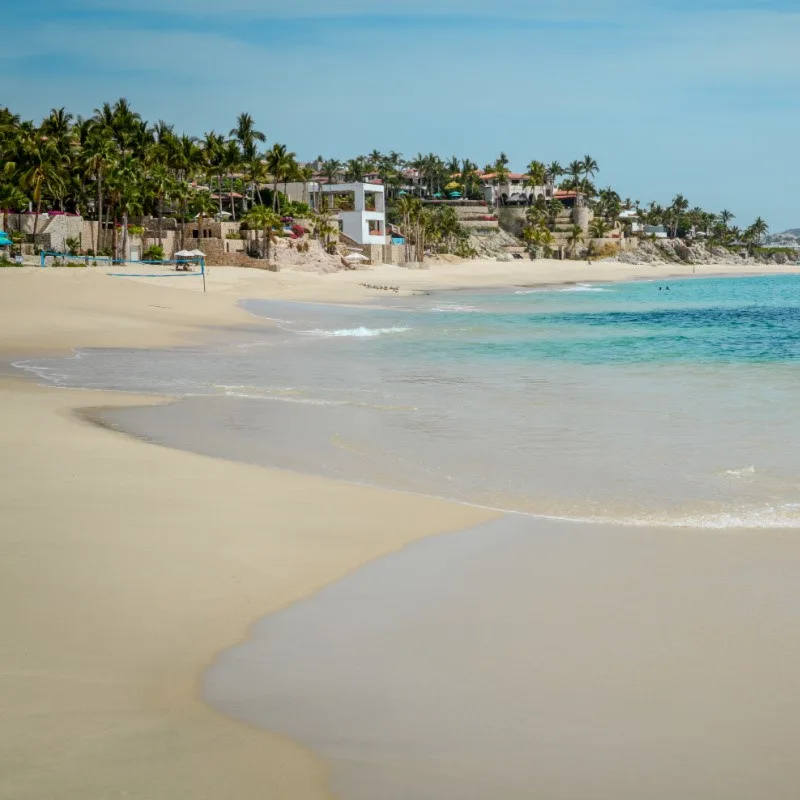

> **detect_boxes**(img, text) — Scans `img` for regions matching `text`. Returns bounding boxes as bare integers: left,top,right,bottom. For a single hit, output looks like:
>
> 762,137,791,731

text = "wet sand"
206,515,800,800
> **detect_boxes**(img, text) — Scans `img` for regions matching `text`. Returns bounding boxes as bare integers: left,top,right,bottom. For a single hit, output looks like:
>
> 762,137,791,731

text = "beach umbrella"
174,249,194,257
189,249,206,257
0,236,12,247
344,252,369,262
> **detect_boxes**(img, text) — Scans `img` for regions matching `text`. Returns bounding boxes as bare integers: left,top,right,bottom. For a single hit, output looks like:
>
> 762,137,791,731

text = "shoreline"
0,375,498,800
0,266,499,800
1,262,798,799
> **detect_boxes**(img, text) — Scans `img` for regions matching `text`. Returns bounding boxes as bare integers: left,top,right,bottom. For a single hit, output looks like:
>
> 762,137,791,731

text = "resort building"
321,182,387,245
619,208,644,233
481,173,553,206
281,180,321,207
643,225,668,239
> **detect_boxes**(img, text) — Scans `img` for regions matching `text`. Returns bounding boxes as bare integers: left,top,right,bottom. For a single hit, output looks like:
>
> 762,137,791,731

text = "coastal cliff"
615,238,797,266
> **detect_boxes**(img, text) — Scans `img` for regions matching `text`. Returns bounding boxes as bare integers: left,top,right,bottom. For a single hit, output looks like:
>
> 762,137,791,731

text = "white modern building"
321,183,386,245
619,208,644,233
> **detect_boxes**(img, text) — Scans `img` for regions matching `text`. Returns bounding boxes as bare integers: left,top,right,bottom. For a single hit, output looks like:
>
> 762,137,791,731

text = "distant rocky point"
765,229,800,249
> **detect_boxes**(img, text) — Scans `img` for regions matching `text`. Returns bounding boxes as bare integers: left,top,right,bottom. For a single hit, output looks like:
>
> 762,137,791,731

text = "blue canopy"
0,236,12,246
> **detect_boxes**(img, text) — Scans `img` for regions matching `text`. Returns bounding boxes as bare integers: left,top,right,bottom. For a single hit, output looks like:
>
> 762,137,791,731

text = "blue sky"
4,1,799,230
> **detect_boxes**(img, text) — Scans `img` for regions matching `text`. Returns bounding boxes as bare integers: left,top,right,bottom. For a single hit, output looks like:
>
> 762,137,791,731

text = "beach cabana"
174,249,204,271
342,251,369,269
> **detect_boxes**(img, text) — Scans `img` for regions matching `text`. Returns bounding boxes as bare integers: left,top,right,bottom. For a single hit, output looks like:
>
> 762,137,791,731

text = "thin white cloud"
74,0,638,19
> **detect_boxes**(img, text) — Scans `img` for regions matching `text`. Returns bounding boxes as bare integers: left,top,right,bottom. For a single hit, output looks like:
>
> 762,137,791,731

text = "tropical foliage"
0,100,303,258
0,100,771,265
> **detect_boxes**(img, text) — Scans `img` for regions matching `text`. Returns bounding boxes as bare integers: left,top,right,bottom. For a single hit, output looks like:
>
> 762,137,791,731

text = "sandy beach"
0,265,499,800
2,257,799,799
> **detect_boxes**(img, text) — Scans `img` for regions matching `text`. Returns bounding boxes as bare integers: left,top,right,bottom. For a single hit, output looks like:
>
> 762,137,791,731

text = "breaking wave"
300,326,411,338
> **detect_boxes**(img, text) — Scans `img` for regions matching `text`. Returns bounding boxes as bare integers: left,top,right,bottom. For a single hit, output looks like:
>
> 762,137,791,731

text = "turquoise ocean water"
16,273,800,527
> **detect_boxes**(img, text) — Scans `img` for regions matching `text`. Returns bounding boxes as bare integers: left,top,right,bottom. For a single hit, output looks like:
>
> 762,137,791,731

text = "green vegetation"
0,100,773,266
0,101,309,260
243,205,281,262
142,244,164,261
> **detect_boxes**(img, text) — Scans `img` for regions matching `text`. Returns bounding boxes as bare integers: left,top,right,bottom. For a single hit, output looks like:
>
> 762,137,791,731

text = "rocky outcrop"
615,239,796,266
467,227,525,258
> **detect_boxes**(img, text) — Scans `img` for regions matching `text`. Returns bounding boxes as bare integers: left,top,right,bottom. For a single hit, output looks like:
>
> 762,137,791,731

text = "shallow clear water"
16,274,800,528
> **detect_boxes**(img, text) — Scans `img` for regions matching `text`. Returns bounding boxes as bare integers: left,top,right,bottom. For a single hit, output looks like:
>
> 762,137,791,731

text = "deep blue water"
367,274,800,365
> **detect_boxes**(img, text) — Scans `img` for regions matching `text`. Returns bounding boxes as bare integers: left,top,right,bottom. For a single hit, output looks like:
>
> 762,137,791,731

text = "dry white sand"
0,259,797,799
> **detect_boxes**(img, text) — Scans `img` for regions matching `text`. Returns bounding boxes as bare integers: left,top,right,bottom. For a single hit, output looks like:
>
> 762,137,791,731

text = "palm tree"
668,194,689,238
169,134,205,244
311,207,337,252
245,156,269,207
525,160,547,198
319,158,343,194
567,223,584,257
589,216,610,239
0,184,27,236
243,204,281,262
546,161,564,188
567,160,584,202
459,159,480,199
546,199,564,229
190,189,217,244
295,163,315,207
146,163,174,246
220,139,242,220
265,143,295,211
94,98,141,157
81,127,115,253
40,108,74,184
344,156,369,183
115,153,143,261
581,155,599,187
524,224,555,258
396,195,424,262
745,217,769,248
491,153,511,186
15,131,65,242
596,187,621,223
201,131,225,214
230,112,266,161
719,209,735,227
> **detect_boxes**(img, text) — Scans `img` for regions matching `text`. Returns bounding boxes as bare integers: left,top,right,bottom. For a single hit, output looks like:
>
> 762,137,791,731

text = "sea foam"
300,326,410,338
